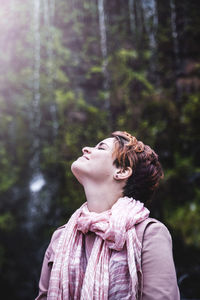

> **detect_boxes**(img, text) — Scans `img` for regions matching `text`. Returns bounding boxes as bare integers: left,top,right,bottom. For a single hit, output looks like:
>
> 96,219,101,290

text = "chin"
71,159,79,175
71,160,84,184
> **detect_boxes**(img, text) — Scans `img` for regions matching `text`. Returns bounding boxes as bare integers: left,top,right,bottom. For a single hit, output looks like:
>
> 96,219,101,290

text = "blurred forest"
0,0,200,299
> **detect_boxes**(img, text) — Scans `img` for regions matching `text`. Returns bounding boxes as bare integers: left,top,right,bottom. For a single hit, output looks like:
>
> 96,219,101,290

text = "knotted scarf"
47,197,149,300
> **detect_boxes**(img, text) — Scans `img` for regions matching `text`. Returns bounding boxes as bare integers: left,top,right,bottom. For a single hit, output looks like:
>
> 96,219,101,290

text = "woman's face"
71,137,118,184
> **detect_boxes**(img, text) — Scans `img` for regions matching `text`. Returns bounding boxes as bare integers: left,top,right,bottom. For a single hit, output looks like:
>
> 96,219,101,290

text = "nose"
82,146,91,154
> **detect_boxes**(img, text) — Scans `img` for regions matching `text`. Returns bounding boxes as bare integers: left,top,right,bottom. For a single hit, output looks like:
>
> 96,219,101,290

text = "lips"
83,155,89,160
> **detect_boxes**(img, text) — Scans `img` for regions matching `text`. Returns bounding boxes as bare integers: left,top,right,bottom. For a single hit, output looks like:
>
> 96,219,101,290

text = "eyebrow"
96,142,109,148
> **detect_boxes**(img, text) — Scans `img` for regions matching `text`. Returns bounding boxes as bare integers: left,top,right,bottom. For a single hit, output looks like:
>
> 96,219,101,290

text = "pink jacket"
35,218,180,299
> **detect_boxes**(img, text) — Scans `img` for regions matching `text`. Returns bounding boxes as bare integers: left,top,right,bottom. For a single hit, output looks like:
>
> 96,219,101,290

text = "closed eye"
96,142,109,150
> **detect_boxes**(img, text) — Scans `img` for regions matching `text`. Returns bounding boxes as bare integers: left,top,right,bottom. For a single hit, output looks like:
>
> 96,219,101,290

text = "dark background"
0,0,200,299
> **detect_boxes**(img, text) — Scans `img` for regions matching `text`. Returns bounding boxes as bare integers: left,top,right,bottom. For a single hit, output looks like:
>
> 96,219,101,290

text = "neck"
83,181,123,213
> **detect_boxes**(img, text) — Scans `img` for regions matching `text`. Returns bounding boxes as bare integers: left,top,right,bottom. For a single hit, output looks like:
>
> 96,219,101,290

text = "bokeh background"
0,0,200,299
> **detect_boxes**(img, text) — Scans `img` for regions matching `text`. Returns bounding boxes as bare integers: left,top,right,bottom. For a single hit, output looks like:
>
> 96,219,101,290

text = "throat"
83,183,122,213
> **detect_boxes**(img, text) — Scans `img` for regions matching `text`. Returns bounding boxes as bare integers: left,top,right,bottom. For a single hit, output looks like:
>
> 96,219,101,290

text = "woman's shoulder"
136,219,180,299
136,217,172,246
51,224,66,237
45,224,66,260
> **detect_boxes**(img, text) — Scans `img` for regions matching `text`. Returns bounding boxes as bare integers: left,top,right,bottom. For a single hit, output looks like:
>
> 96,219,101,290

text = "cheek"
95,156,115,174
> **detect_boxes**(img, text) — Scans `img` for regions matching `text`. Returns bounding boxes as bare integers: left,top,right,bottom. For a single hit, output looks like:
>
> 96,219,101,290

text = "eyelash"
98,147,105,150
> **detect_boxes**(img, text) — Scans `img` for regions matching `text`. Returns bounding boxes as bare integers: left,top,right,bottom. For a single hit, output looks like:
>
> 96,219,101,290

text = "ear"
113,167,132,181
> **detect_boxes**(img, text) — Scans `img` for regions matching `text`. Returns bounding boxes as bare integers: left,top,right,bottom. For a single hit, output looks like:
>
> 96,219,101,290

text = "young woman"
35,131,180,300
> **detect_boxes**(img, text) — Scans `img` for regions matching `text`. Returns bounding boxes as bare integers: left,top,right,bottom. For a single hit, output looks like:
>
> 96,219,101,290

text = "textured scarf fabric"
47,197,149,300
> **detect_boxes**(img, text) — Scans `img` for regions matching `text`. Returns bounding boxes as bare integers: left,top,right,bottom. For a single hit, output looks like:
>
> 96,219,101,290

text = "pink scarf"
47,197,149,300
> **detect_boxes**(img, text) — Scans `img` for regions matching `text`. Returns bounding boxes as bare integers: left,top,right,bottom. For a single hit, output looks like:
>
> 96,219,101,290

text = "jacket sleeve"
141,221,180,300
35,227,64,300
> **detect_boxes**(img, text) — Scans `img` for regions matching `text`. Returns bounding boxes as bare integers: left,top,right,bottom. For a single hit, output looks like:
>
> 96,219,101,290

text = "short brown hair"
112,131,164,204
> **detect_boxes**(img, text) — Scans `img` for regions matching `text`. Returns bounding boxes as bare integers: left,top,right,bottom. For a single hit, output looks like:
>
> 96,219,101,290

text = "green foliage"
118,49,138,62
0,145,18,192
182,93,200,138
0,213,15,232
167,197,200,247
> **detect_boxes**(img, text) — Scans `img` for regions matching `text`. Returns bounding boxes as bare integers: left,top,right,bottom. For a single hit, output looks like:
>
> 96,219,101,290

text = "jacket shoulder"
136,217,171,245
